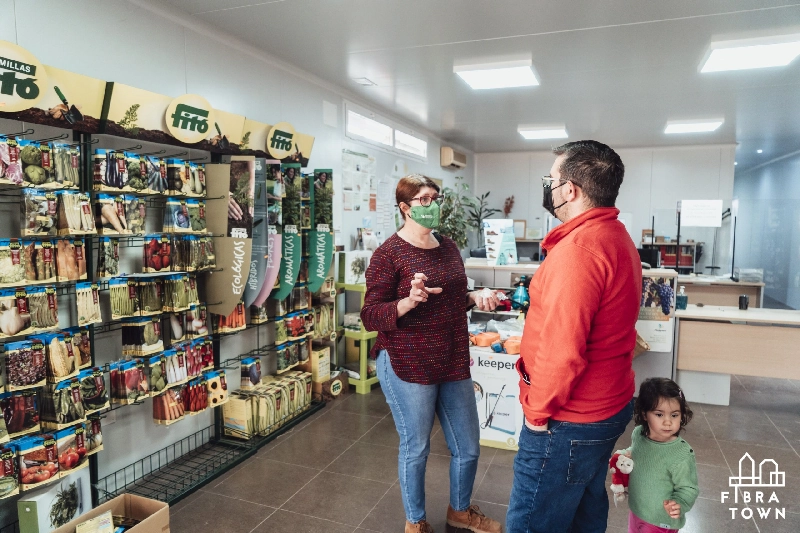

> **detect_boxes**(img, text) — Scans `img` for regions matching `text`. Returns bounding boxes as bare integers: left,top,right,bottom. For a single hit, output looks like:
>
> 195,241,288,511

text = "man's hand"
663,500,681,519
524,419,548,432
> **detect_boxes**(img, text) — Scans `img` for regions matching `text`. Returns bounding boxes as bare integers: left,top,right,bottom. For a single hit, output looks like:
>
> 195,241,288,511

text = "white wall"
733,151,800,309
475,145,736,270
0,0,475,494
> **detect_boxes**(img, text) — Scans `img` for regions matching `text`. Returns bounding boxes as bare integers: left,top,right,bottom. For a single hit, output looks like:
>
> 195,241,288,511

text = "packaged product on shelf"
96,237,120,278
304,308,315,338
95,194,130,235
204,370,227,407
153,387,185,425
55,425,89,476
186,339,205,377
274,317,287,345
14,434,59,491
122,316,163,356
183,162,205,197
21,189,58,236
188,275,199,307
93,149,129,192
287,341,299,368
290,283,309,311
162,274,191,312
312,304,334,339
64,327,92,369
51,142,80,189
250,303,268,325
181,378,206,415
285,312,306,340
186,303,209,338
298,339,309,363
57,190,95,235
137,277,163,316
0,138,23,186
17,140,55,188
240,358,260,390
40,379,85,429
141,155,167,194
186,235,202,271
267,297,289,318
109,278,137,319
0,240,27,287
125,151,147,192
55,238,87,281
76,282,102,325
77,367,108,415
24,240,57,284
125,194,147,235
112,359,149,405
298,259,308,284
143,234,171,273
163,198,192,233
169,235,188,272
4,340,46,391
27,286,59,332
222,392,254,438
200,237,216,270
166,159,187,195
276,342,290,372
84,416,102,456
1,391,40,439
163,348,188,385
0,288,32,337
186,199,206,233
164,312,185,346
0,446,19,498
147,355,167,394
213,302,246,333
40,332,76,382
201,337,214,370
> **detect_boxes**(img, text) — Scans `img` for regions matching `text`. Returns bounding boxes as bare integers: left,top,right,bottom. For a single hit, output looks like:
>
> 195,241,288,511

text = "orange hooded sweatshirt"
518,207,642,426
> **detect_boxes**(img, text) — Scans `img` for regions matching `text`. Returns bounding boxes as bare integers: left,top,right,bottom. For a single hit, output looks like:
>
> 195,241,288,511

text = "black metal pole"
730,216,738,281
675,211,681,271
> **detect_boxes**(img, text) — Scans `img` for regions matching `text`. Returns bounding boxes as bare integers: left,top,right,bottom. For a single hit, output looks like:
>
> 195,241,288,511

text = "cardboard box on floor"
51,494,169,533
299,346,330,394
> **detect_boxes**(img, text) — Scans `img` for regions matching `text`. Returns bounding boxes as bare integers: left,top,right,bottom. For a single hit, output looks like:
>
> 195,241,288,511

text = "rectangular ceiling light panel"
664,119,724,134
454,59,539,90
518,125,568,140
346,110,393,146
395,130,427,158
701,34,800,72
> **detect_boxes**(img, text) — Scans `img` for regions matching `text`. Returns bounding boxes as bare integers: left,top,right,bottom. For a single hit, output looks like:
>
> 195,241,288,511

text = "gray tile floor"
170,375,800,532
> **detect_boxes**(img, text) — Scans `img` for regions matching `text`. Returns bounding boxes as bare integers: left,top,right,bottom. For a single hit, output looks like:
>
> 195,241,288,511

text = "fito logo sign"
0,40,48,112
166,94,215,144
722,453,786,521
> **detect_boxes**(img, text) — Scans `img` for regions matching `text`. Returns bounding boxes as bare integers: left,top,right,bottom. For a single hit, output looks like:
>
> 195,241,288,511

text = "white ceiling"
162,0,800,171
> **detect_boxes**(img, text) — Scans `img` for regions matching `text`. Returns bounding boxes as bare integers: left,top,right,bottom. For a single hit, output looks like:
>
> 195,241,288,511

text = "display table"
675,305,800,405
464,258,540,288
469,346,523,451
677,276,764,308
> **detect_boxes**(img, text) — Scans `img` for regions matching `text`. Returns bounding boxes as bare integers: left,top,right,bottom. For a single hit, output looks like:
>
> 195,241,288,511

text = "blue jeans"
377,350,481,524
506,400,634,533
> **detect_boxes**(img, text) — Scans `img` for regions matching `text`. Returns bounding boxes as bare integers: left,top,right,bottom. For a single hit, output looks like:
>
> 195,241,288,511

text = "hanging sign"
165,94,215,144
267,122,297,160
679,199,723,228
244,158,270,307
308,169,334,292
253,161,283,306
272,225,301,300
0,40,47,112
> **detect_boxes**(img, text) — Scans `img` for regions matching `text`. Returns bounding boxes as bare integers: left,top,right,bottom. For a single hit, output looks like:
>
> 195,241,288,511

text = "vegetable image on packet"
142,155,167,194
63,327,92,370
23,240,58,284
17,140,56,188
93,149,129,192
96,237,120,278
21,189,58,236
55,238,87,281
0,240,27,288
57,191,95,236
163,198,192,233
0,446,19,499
95,194,129,235
39,332,76,382
78,367,109,415
143,234,171,273
76,282,102,325
51,143,80,189
124,195,147,235
4,340,46,391
27,287,59,332
0,289,32,337
14,434,59,491
40,380,85,430
0,138,24,186
125,152,147,192
1,391,40,439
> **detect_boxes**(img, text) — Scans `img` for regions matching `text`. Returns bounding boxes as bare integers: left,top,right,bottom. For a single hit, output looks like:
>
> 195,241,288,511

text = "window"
346,110,393,147
394,130,427,158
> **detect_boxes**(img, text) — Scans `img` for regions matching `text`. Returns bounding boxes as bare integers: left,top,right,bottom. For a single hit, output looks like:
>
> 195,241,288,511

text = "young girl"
625,378,699,532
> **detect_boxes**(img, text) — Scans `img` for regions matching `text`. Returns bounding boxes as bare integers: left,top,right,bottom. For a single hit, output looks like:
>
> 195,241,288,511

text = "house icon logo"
729,453,785,488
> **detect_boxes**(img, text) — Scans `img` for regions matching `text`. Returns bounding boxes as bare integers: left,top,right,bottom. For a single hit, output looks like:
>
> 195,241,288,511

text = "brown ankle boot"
446,504,502,533
405,519,434,533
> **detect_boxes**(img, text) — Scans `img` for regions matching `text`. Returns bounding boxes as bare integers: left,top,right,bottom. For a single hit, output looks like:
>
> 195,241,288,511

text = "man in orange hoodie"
506,141,642,533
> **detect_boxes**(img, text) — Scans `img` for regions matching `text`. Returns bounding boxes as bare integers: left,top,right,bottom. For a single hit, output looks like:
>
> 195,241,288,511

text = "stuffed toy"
609,451,634,505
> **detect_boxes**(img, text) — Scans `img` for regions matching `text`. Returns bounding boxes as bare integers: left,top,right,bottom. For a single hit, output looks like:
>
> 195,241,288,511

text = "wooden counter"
677,276,764,308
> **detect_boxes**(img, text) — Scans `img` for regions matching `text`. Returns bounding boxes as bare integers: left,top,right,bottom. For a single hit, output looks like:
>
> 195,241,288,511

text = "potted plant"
468,191,501,244
438,176,477,250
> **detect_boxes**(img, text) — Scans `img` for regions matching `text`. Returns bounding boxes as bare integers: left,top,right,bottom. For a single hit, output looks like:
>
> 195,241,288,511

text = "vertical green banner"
308,169,334,292
273,227,301,300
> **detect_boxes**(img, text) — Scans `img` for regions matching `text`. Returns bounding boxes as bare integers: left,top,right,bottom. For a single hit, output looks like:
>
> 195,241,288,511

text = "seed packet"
109,278,138,320
0,391,40,439
125,195,147,235
96,194,130,235
76,282,102,326
0,138,23,186
240,358,260,390
0,289,33,337
84,417,103,456
96,237,120,278
24,240,58,284
0,446,18,498
55,238,87,281
147,355,167,395
164,312,185,346
122,316,163,356
51,142,80,189
39,332,76,382
163,198,192,233
57,190,95,235
21,189,58,236
0,239,27,287
17,140,56,188
153,388,184,425
143,234,171,273
55,425,89,476
78,367,108,415
125,151,147,192
166,159,187,196
93,149,128,192
40,380,85,430
63,327,91,369
186,199,206,233
4,340,46,391
13,434,58,491
137,277,163,316
142,155,167,194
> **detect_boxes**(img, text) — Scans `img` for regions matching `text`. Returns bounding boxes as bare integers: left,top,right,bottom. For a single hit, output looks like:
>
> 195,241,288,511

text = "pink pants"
628,512,678,533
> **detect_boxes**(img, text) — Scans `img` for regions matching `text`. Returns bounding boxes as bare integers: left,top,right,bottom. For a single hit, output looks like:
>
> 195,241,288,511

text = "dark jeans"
506,400,634,533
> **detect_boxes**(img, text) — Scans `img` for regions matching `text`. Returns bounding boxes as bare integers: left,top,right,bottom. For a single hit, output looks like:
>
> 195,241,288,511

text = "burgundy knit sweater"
361,233,470,384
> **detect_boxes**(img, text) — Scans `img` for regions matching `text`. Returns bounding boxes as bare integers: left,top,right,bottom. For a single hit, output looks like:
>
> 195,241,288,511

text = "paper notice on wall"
636,318,674,353
376,176,397,237
680,199,723,227
342,149,376,207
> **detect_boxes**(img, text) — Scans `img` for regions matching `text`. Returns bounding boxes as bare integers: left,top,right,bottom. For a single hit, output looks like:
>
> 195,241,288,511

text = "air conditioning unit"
441,146,467,169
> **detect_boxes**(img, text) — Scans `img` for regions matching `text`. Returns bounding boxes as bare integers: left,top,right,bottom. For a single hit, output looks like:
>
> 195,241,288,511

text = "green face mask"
408,203,440,229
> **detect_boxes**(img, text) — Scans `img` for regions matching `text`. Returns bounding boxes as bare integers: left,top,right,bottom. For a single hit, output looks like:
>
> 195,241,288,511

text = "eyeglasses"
542,175,560,186
407,194,444,207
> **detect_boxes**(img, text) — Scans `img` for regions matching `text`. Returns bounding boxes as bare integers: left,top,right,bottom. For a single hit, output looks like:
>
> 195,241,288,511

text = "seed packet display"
14,434,59,491
21,189,58,236
201,237,216,270
93,149,129,192
1,391,40,439
21,240,57,284
125,151,147,192
285,312,306,341
147,355,167,394
0,289,32,337
142,155,167,194
17,140,56,188
201,337,214,370
0,138,23,186
122,316,163,356
55,425,89,476
40,380,85,430
51,142,80,189
0,240,27,287
111,359,149,405
125,195,147,235
40,332,76,382
137,277,163,316
144,234,171,273
170,235,198,272
166,159,187,196
240,358,260,390
96,237,120,279
274,317,287,345
27,287,59,332
76,282,102,325
57,190,95,236
84,417,102,456
163,274,193,312
0,446,18,498
55,238,87,281
4,340,46,392
95,194,129,235
153,388,185,425
276,342,290,372
182,378,207,414
78,368,108,415
213,302,246,333
204,370,227,407
165,312,185,346
108,278,136,319
186,200,206,233
185,340,204,378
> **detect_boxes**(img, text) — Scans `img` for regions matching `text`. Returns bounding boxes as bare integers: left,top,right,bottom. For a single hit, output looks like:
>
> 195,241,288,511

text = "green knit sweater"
626,425,699,530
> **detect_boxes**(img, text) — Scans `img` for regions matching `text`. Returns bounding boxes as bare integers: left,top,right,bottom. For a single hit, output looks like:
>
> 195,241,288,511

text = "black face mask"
543,181,567,217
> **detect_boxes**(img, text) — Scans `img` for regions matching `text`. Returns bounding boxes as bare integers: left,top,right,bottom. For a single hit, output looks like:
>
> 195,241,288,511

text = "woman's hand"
397,273,442,317
469,289,503,311
228,196,243,221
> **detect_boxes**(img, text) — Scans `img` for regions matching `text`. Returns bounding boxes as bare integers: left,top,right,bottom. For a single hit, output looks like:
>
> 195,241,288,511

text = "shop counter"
677,276,764,308
675,305,800,405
